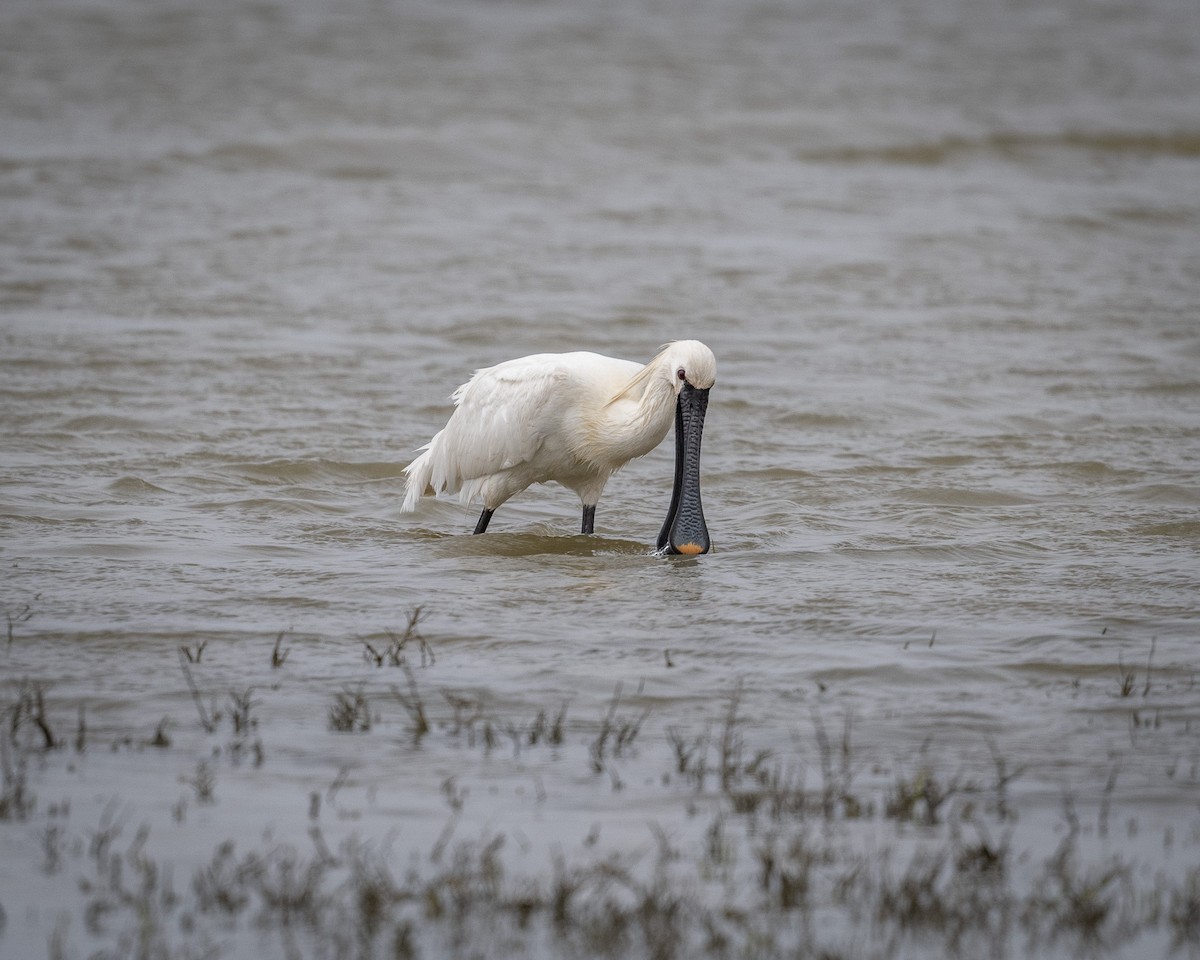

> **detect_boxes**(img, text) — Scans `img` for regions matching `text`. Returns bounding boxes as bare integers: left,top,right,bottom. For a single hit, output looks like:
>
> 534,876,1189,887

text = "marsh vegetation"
2,618,1197,960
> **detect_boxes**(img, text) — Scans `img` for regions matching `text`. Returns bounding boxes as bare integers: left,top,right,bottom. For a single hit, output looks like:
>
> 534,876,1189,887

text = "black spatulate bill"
656,383,710,555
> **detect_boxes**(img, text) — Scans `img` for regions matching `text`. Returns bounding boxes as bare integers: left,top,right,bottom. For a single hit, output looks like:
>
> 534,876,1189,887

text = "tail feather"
402,449,434,513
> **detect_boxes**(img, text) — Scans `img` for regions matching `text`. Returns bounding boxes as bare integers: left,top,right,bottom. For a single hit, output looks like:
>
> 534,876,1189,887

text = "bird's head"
661,340,717,396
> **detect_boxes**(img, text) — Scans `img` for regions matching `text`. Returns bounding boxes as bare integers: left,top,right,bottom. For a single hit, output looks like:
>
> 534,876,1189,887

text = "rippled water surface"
2,0,1199,957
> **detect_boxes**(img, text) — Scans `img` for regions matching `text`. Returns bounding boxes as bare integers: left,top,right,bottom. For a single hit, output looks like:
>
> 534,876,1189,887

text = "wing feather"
404,355,570,507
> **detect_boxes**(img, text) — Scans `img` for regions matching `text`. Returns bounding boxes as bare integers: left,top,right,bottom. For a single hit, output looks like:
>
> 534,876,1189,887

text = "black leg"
473,508,494,535
581,504,596,534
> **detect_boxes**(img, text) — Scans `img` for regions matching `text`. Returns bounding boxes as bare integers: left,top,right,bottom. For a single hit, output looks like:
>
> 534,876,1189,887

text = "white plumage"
402,340,716,544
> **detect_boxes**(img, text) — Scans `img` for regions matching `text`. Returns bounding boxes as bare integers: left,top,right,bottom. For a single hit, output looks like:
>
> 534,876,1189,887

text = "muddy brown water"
2,0,1198,956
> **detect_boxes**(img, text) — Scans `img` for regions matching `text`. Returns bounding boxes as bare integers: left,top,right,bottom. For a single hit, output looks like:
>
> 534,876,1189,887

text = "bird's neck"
591,372,675,467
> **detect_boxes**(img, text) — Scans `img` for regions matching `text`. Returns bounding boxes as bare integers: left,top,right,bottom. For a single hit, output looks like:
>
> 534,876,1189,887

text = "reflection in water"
433,533,654,559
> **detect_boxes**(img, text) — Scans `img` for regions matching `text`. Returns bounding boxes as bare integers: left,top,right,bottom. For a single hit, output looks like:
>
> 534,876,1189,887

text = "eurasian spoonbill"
402,340,715,554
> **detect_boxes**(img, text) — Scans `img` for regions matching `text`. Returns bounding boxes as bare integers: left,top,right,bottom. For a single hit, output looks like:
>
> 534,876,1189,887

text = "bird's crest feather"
605,342,674,407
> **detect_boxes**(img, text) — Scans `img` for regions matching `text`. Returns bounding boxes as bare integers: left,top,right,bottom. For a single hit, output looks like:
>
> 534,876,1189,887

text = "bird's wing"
425,354,573,491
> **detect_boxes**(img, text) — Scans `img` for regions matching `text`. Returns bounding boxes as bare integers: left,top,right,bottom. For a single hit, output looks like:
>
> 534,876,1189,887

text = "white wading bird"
402,340,716,554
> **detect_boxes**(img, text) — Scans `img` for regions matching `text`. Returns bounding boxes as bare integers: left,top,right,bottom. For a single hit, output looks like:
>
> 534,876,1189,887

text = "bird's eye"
676,367,686,381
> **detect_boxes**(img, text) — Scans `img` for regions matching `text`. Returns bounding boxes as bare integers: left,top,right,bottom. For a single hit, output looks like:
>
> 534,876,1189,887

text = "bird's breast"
577,392,674,471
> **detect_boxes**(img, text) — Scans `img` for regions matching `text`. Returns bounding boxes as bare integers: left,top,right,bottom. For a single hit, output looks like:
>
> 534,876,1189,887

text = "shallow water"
2,0,1199,956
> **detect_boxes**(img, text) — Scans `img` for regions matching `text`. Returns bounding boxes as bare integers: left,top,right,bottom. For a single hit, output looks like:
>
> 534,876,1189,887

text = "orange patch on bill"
676,542,705,555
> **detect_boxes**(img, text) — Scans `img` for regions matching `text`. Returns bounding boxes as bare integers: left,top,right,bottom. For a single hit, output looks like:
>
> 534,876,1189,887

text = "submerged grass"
329,684,372,733
28,801,1195,960
2,628,1198,960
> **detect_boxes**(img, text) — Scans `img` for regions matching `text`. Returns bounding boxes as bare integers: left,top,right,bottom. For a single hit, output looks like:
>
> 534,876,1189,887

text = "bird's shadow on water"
424,531,655,558
406,525,755,561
